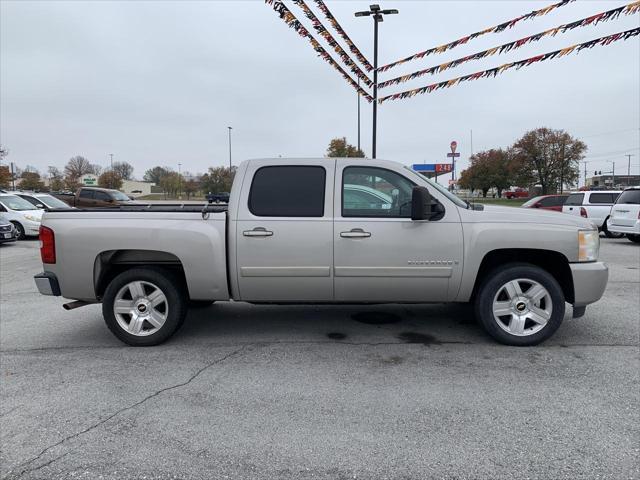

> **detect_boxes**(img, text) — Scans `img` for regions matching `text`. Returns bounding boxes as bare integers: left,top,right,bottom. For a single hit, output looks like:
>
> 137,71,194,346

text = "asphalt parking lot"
1,238,638,480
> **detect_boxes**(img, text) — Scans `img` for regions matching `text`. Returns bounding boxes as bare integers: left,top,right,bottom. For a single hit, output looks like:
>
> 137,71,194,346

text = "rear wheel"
10,222,25,240
628,234,640,244
602,220,624,238
102,268,187,346
475,263,565,346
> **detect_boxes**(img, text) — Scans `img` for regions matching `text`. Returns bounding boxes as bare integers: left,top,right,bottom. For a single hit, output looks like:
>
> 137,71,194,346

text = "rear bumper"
606,219,640,235
570,262,608,307
34,272,61,296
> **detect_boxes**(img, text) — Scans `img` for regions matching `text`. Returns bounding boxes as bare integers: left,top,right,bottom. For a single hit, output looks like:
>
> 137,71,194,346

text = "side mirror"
411,186,432,220
36,203,45,209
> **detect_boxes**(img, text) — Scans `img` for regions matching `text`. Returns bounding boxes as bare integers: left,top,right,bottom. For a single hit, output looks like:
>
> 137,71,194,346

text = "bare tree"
91,164,103,176
112,161,134,180
64,156,93,180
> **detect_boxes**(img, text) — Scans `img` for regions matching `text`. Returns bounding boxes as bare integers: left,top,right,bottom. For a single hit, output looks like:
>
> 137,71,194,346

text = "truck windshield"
0,195,40,211
402,166,468,209
111,191,131,201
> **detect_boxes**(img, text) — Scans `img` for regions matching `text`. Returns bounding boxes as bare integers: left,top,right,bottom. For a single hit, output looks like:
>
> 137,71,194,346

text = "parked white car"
606,186,640,243
0,193,44,239
562,190,623,238
11,191,73,210
0,220,17,244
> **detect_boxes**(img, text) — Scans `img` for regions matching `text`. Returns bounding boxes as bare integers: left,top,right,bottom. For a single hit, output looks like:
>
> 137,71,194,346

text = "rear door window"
79,189,94,199
249,166,326,217
94,191,111,202
565,193,584,206
589,193,617,204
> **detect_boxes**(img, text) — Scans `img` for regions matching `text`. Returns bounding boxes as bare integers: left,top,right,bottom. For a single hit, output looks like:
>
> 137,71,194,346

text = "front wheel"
102,268,187,346
628,234,640,244
475,263,565,346
10,222,25,240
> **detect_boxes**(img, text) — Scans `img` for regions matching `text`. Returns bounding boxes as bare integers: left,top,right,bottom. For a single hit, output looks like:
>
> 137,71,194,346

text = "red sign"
450,141,457,153
435,163,453,173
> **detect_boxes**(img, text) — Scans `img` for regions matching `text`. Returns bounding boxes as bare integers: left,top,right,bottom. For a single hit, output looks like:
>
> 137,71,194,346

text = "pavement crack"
4,345,249,480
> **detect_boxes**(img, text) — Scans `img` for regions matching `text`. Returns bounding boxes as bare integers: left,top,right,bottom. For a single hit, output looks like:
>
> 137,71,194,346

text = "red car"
521,194,569,212
504,188,529,199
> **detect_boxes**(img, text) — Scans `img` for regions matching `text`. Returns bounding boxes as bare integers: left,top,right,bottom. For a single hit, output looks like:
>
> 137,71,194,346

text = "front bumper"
570,262,608,307
606,219,640,235
34,272,61,296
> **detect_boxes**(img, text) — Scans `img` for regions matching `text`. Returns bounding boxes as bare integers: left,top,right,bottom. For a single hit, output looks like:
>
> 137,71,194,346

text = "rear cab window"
248,166,326,217
564,193,584,206
79,189,94,199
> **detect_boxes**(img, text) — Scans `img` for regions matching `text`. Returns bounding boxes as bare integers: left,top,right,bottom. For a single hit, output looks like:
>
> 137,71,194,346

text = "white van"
562,190,623,238
0,193,44,239
607,187,640,243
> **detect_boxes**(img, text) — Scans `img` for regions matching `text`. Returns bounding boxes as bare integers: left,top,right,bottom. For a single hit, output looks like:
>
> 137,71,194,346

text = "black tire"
628,234,640,244
189,300,216,308
474,263,565,346
602,220,624,239
102,267,187,346
10,222,25,240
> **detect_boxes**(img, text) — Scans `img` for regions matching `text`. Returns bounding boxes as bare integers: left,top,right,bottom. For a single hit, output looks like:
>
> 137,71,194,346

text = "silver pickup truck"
34,158,608,347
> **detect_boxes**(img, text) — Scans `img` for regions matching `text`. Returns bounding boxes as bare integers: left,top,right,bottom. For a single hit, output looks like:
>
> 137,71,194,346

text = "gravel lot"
1,238,638,480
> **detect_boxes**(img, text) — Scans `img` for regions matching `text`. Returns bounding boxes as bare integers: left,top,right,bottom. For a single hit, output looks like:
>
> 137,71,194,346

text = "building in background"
121,180,154,197
585,174,640,189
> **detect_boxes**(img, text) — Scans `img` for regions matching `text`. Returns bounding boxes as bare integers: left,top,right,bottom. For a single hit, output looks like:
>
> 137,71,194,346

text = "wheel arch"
470,248,574,304
94,249,188,299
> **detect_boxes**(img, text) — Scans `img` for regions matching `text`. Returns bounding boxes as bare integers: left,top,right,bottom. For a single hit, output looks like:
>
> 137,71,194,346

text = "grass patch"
460,197,528,207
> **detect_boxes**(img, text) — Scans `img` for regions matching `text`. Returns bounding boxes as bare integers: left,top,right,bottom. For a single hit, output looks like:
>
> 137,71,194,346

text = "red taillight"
39,226,56,264
580,207,588,218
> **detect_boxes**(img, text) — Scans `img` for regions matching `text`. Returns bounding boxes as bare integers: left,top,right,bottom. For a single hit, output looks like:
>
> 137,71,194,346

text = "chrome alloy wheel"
491,279,552,337
113,281,168,336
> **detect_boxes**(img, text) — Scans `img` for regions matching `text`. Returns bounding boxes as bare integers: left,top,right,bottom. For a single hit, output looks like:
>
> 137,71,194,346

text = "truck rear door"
333,160,463,302
234,160,334,302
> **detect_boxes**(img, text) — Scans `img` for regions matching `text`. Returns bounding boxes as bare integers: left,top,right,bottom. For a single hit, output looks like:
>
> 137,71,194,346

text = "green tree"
200,166,236,194
159,172,183,198
511,128,585,194
98,171,123,190
326,137,365,158
0,166,11,189
143,166,171,184
20,171,46,191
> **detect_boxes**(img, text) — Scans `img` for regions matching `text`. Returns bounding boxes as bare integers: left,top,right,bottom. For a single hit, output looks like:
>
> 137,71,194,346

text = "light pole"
109,153,114,189
178,162,182,199
626,154,635,185
357,78,361,152
607,160,616,188
227,126,233,169
355,4,398,159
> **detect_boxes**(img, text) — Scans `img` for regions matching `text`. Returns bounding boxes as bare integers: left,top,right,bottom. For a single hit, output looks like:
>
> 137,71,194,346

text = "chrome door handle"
243,227,273,237
340,228,371,238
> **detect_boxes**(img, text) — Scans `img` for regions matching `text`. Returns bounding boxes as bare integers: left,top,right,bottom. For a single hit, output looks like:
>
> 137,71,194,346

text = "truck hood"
467,204,595,229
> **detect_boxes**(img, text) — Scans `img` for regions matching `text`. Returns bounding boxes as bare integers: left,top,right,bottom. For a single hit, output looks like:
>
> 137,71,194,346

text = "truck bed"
50,203,229,213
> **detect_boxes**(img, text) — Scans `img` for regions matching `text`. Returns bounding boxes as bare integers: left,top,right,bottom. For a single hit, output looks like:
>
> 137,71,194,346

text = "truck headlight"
578,230,599,262
24,214,41,222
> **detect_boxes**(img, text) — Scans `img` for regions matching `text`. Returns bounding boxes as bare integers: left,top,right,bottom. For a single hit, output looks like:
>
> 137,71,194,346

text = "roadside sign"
450,141,457,153
412,163,453,173
446,152,460,158
448,179,457,185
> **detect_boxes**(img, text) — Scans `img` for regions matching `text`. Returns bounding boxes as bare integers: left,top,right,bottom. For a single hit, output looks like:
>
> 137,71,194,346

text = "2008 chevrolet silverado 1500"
34,158,608,346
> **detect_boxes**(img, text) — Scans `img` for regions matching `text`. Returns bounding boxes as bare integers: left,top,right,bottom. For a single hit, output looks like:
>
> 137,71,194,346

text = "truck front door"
234,161,334,302
333,161,463,302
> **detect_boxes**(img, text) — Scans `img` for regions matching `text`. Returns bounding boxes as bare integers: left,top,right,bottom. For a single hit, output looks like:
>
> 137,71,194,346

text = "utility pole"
357,78,361,153
582,161,588,188
355,4,398,159
109,153,114,189
626,154,635,186
10,162,15,190
178,162,182,199
227,126,233,169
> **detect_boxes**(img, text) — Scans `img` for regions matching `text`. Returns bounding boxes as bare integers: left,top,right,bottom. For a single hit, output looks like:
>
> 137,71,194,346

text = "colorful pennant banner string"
312,0,374,72
266,0,373,102
378,27,640,104
291,0,373,87
378,0,576,73
378,1,640,89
